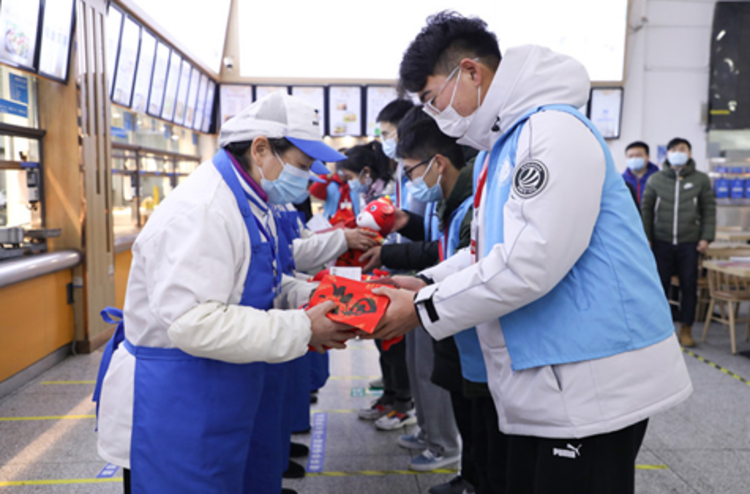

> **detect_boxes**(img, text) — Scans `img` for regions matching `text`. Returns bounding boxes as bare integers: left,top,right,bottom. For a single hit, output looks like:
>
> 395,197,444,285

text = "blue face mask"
347,170,372,194
627,157,645,171
382,138,397,160
668,151,689,167
260,153,310,204
408,157,443,203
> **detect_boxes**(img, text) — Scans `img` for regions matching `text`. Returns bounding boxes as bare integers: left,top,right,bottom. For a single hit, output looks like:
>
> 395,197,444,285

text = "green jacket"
641,159,716,244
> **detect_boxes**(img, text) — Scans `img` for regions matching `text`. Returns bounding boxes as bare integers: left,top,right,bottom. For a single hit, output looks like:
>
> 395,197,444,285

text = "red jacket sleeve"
310,176,331,200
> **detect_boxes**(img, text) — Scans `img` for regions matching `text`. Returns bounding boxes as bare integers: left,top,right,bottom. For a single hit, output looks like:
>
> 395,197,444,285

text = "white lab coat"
98,161,316,468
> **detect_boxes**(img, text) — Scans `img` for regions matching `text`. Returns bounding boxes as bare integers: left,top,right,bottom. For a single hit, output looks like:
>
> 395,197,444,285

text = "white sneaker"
374,410,418,430
397,431,428,450
357,398,392,420
409,448,460,472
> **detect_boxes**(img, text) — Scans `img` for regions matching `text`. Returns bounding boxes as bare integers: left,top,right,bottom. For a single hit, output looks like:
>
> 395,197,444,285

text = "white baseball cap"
219,91,343,175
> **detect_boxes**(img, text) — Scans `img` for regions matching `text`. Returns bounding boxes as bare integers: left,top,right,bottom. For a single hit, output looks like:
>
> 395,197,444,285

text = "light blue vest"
483,105,673,371
428,194,488,384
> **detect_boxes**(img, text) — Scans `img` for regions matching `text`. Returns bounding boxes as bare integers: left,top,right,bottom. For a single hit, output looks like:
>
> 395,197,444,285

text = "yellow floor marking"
0,415,95,421
682,348,750,387
40,380,96,385
0,478,122,486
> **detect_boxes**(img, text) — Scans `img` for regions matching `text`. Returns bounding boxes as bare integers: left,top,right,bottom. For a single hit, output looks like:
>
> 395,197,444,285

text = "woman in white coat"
93,92,355,494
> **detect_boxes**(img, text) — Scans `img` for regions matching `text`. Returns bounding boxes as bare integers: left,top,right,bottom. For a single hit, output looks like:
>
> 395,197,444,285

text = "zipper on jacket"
655,197,660,224
672,175,680,245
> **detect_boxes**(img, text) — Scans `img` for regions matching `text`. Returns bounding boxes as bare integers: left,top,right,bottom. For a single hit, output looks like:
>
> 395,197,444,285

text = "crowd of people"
92,11,702,494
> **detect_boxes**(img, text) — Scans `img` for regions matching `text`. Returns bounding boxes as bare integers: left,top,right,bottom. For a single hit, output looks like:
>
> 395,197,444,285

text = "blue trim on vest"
482,105,674,371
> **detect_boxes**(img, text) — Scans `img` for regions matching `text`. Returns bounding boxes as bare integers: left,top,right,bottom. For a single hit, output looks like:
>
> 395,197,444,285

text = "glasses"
403,156,435,181
423,58,479,117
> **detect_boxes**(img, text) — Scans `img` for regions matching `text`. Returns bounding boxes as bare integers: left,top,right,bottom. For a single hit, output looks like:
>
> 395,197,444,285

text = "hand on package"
391,275,427,292
357,286,420,342
344,228,379,251
360,246,383,273
393,209,409,232
306,301,356,353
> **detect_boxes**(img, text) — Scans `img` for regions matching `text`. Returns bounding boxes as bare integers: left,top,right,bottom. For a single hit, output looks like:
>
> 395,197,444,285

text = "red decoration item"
308,275,390,333
309,269,391,283
333,197,396,269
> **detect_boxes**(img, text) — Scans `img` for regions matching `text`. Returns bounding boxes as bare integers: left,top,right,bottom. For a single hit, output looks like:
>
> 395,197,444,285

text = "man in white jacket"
365,11,692,494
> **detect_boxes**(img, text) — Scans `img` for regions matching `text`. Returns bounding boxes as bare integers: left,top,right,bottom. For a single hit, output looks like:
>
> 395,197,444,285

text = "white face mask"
423,65,482,139
381,137,397,160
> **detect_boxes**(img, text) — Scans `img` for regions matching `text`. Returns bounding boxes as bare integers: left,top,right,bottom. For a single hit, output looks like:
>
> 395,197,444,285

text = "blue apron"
93,150,282,493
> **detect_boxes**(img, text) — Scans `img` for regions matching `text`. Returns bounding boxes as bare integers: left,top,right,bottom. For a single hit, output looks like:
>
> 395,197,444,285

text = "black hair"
667,137,691,151
223,137,295,171
376,99,415,125
396,105,432,140
397,118,466,170
337,140,393,184
399,11,502,95
625,141,650,156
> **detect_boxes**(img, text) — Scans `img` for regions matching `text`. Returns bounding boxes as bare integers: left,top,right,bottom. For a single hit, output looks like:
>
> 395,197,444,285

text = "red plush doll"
335,197,396,268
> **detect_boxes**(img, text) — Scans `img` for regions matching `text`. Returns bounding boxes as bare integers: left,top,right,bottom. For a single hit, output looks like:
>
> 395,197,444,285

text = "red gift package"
308,275,390,333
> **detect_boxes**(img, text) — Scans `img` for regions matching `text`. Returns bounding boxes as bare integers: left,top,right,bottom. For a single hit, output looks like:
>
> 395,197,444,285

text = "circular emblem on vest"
512,160,548,198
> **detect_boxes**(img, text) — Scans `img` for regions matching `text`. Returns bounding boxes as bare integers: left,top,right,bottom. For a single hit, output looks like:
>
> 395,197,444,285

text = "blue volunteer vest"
482,105,673,371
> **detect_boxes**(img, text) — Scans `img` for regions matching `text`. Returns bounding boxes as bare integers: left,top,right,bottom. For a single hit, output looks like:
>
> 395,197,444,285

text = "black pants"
123,468,130,494
375,337,412,411
505,419,648,494
472,396,508,494
449,390,478,489
652,240,699,326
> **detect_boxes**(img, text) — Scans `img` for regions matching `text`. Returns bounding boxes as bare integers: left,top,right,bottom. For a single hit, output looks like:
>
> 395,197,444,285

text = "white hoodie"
416,45,692,439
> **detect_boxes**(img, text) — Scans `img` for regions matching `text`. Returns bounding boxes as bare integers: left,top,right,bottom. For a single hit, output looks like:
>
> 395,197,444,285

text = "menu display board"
111,16,141,107
173,59,192,125
132,30,156,113
192,74,209,131
147,41,170,116
589,87,623,139
255,85,288,101
105,4,124,97
0,0,42,71
202,81,217,133
161,51,182,121
37,0,75,82
184,68,202,128
328,86,362,137
220,85,253,125
365,86,398,137
291,86,325,137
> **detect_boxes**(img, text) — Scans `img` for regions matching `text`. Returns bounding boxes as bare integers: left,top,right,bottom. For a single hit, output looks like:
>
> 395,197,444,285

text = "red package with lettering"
308,275,390,333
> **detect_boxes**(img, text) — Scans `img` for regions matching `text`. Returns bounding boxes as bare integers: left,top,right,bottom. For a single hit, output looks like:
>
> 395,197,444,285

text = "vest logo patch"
513,160,548,198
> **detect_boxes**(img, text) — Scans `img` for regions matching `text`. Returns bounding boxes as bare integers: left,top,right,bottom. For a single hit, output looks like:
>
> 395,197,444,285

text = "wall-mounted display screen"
184,68,202,129
37,0,75,82
291,86,325,137
366,86,398,137
132,30,157,114
589,87,623,139
328,86,362,137
192,74,209,131
105,4,124,97
147,41,170,116
219,85,253,125
202,81,217,133
255,85,288,101
112,16,141,107
0,0,42,71
173,59,192,125
161,52,182,121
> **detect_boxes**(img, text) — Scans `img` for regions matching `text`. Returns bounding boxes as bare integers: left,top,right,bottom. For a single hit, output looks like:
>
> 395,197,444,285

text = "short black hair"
397,117,466,170
397,105,431,140
337,140,393,184
667,138,691,151
223,137,294,171
399,11,501,95
376,99,415,125
625,141,650,156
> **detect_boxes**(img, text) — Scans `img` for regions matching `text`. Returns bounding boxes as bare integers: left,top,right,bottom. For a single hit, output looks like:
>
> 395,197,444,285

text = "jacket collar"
439,157,476,223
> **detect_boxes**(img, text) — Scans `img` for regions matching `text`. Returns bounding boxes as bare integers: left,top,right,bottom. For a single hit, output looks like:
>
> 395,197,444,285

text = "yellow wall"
114,250,133,310
0,271,75,383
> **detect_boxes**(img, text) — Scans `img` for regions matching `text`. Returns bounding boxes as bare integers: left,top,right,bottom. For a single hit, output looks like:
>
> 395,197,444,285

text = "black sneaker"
283,460,306,479
281,489,298,494
290,442,309,458
428,475,475,494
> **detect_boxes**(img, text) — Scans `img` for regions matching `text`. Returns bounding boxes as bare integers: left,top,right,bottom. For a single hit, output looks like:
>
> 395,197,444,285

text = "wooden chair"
702,266,750,354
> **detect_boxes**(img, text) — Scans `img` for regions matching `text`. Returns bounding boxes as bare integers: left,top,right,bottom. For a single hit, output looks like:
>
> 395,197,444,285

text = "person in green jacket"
641,137,717,347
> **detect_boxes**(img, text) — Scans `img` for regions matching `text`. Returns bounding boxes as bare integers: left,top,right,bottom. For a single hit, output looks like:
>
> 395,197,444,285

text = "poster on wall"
37,0,75,82
0,0,42,71
202,80,217,133
589,87,623,139
132,30,156,114
105,4,124,97
255,85,288,101
173,59,192,125
365,86,398,137
184,68,202,128
219,85,253,125
161,51,183,121
111,17,141,107
291,86,325,136
328,86,362,137
192,74,209,131
147,41,170,116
